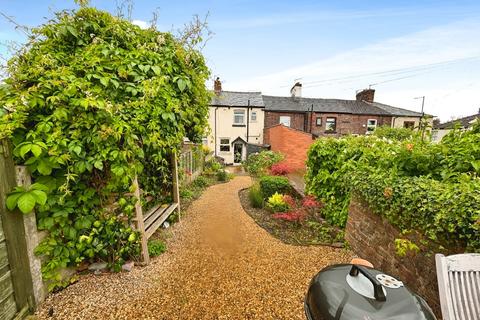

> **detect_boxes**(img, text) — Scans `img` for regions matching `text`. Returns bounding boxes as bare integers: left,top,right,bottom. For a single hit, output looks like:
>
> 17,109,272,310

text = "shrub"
266,192,290,212
259,175,291,199
148,239,166,257
248,184,264,208
243,151,284,177
373,126,418,141
282,194,296,208
302,195,320,209
216,169,229,182
204,158,222,175
270,163,291,176
272,210,306,223
193,176,209,188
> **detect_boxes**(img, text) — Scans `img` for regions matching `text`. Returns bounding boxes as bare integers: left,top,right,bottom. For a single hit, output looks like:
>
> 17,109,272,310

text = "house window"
251,111,257,122
219,138,230,152
404,121,415,129
325,117,336,132
233,110,245,125
366,119,377,133
279,116,291,127
316,117,322,126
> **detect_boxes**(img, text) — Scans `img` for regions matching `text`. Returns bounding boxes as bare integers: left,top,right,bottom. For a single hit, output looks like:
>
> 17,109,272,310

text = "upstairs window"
219,138,230,152
279,116,291,127
251,111,257,122
233,110,245,125
325,117,336,132
316,117,322,126
366,119,377,133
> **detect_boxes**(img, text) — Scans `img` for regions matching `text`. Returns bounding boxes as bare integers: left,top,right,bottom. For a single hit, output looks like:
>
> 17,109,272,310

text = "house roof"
262,95,396,116
368,101,425,117
210,91,264,107
209,91,427,117
436,113,480,129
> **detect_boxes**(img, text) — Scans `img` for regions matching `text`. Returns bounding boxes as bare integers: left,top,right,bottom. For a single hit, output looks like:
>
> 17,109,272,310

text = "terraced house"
208,80,429,165
263,83,428,136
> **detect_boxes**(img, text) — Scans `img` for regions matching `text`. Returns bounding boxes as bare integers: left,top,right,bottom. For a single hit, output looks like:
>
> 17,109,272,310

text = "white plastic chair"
435,253,480,320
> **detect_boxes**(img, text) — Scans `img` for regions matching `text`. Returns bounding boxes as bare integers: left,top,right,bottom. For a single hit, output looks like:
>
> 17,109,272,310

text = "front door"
233,143,243,163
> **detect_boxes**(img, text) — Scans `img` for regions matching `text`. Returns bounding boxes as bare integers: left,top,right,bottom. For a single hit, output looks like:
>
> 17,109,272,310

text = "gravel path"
36,176,352,320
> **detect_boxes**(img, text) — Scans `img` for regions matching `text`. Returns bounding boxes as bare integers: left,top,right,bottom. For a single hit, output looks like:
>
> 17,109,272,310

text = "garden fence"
179,143,204,185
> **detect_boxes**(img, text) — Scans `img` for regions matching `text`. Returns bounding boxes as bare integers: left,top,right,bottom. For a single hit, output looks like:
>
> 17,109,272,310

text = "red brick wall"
264,125,314,171
309,113,392,137
264,111,306,132
345,197,455,318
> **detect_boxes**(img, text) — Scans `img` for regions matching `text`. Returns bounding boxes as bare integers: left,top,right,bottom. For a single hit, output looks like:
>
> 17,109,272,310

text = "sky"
1,0,480,121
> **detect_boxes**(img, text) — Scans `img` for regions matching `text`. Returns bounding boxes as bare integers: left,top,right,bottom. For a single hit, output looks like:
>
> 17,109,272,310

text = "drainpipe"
310,104,314,133
246,100,250,142
214,107,218,157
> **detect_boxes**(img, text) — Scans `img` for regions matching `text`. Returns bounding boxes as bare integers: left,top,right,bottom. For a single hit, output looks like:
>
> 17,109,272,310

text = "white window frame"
219,138,230,152
279,116,291,127
316,117,322,126
366,119,377,133
325,117,336,132
233,109,245,125
251,111,257,122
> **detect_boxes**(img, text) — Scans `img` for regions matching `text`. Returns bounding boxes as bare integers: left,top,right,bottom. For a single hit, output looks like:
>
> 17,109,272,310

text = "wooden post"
132,175,149,264
0,139,37,313
171,152,181,218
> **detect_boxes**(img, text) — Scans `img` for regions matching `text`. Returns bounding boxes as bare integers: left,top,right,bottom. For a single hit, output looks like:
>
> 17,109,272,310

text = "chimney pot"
214,77,222,95
356,88,375,103
290,82,302,98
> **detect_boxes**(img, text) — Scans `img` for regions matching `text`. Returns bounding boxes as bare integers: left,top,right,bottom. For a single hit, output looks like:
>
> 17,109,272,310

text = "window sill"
232,124,246,127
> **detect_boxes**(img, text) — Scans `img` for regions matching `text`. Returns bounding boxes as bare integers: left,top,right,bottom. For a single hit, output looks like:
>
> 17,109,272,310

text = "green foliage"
306,123,480,252
248,184,264,208
148,239,166,257
259,175,291,199
373,126,418,141
243,151,284,177
0,7,210,288
394,239,420,257
216,169,229,182
266,192,289,212
193,175,209,188
7,183,49,214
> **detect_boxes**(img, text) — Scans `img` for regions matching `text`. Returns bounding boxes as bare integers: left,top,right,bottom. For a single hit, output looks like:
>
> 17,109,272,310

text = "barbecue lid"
305,264,436,320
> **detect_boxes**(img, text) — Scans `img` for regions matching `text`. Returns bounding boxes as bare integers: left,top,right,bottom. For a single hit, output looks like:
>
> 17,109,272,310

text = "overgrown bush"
193,176,209,188
0,7,210,288
305,125,480,252
373,126,418,141
259,175,291,199
243,151,283,177
248,184,263,208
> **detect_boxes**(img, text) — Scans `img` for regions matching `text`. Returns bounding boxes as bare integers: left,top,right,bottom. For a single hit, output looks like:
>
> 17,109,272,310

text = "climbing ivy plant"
0,7,210,289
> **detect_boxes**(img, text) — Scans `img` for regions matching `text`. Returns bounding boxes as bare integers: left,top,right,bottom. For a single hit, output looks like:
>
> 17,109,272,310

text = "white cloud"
132,19,149,29
226,19,480,121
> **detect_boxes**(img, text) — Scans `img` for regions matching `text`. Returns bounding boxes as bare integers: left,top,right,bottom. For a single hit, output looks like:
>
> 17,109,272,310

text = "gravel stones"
36,176,353,319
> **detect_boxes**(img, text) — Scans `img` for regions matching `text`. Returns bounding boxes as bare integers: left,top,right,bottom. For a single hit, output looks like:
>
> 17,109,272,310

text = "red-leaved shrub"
270,163,290,176
282,194,296,208
272,209,306,222
302,195,320,209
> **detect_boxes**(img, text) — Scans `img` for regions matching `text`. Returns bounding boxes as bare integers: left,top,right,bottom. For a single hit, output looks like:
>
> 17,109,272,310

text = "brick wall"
264,111,306,132
345,197,449,318
264,125,314,171
309,113,392,137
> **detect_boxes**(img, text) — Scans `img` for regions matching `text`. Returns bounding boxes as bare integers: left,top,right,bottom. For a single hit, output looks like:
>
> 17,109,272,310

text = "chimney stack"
290,82,302,98
356,88,375,103
214,77,222,95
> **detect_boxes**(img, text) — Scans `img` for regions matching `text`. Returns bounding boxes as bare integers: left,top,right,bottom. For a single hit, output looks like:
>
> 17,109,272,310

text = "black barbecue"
304,264,437,320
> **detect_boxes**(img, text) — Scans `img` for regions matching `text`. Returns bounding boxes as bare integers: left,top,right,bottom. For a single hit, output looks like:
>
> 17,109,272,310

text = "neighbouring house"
432,109,480,142
264,83,429,137
206,78,266,164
